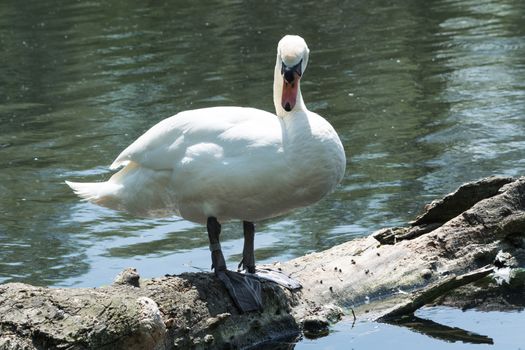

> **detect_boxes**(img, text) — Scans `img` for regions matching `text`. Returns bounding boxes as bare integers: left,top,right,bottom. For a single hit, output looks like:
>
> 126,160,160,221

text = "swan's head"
277,35,310,112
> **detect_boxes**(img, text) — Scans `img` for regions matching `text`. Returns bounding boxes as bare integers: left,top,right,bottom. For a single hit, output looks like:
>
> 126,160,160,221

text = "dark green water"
1,0,524,347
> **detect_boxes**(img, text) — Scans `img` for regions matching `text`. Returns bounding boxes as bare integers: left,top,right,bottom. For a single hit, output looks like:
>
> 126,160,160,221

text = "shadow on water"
386,315,493,345
1,0,525,347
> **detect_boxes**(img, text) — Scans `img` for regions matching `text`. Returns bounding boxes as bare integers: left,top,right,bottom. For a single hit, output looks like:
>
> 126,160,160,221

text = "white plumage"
67,35,346,225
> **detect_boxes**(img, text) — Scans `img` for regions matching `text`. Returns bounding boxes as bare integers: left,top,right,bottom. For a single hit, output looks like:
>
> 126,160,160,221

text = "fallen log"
1,176,524,349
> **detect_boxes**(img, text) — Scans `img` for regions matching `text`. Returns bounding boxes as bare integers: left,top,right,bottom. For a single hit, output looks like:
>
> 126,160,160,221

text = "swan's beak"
281,61,302,112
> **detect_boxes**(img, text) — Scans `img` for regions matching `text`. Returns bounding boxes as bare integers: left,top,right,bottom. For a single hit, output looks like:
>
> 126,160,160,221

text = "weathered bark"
1,176,524,349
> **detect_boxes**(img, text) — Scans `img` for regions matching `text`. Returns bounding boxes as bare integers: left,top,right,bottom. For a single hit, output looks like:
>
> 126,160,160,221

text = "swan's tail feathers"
65,180,122,206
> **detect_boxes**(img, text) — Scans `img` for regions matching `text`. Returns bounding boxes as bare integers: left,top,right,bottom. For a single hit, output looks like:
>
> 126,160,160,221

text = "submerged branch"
377,266,494,321
387,315,494,345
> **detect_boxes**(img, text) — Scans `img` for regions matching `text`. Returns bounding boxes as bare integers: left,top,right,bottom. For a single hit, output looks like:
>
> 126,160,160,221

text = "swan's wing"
110,106,280,170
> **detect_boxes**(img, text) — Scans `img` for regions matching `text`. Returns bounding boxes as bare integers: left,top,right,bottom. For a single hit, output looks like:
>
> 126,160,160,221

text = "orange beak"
282,73,300,112
281,60,302,112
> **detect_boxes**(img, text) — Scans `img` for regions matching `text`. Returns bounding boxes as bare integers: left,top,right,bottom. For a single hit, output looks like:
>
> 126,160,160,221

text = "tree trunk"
1,176,524,349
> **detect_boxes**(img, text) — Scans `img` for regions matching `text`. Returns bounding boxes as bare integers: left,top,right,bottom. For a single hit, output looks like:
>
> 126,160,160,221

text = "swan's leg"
207,217,262,312
237,221,302,291
238,221,256,273
207,217,226,271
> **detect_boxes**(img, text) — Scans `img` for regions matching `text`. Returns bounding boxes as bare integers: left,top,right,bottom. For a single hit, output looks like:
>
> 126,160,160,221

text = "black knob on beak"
281,59,303,83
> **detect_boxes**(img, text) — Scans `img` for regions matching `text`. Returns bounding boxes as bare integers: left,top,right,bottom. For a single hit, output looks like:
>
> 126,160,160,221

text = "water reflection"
0,0,524,289
293,307,525,349
420,0,525,194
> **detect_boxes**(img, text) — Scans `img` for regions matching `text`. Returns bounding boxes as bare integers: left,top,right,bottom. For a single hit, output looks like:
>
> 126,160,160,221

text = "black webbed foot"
207,217,262,312
251,267,302,290
216,270,262,312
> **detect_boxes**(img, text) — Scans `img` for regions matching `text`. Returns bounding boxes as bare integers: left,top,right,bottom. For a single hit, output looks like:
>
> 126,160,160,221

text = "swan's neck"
273,61,307,117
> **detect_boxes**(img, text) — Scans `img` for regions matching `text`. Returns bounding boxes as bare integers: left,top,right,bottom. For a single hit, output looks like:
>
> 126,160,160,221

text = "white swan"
66,35,346,312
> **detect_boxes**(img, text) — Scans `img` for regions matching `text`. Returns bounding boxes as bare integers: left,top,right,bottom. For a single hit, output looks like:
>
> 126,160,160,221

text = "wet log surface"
1,176,524,349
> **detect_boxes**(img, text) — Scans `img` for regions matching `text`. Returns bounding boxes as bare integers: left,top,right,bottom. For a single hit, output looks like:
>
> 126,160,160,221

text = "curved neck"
273,58,306,117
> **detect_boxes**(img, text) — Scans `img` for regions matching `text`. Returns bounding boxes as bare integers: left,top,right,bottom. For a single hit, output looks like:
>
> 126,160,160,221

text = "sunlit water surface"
1,0,524,347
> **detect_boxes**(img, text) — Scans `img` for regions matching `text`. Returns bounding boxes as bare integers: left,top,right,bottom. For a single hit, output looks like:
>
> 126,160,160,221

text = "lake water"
1,0,524,348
